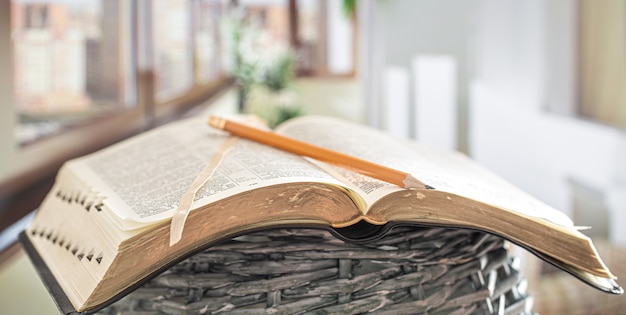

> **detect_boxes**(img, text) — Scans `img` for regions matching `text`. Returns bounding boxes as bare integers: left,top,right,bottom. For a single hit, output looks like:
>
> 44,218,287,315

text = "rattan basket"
96,226,534,315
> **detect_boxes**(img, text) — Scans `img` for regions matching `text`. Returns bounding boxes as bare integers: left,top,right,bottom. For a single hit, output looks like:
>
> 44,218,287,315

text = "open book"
20,115,622,314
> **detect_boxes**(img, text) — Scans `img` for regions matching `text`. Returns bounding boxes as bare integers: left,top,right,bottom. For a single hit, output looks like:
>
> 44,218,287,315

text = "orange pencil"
208,116,430,189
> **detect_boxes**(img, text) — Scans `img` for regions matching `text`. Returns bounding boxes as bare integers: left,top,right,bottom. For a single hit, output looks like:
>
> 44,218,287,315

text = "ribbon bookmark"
169,137,239,246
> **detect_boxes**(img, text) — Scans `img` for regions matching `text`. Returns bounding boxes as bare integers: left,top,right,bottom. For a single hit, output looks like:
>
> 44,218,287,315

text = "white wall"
544,0,577,116
362,0,474,151
412,55,458,151
471,0,626,244
361,0,626,244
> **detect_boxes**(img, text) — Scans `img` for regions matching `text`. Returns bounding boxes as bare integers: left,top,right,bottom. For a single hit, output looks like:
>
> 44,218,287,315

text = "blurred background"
0,0,625,313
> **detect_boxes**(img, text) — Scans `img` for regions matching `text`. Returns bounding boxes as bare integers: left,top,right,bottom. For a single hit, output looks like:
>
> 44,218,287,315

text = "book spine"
19,232,83,315
25,166,113,311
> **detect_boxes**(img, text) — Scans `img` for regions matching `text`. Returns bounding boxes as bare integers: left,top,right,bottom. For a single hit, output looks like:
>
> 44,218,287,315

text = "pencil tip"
403,175,432,190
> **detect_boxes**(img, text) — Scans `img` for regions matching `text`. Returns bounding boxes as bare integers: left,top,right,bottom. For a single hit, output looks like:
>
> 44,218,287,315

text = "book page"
67,117,347,227
276,116,573,227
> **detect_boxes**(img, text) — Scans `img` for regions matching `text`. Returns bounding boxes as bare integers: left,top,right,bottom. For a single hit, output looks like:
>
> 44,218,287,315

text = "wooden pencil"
208,116,429,189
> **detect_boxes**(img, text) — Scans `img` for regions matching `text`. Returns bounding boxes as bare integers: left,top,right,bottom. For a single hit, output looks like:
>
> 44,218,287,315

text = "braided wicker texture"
97,227,534,315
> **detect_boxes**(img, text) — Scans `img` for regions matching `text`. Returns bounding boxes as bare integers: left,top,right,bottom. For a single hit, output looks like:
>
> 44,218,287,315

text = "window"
193,0,224,84
12,0,135,145
152,0,194,101
293,0,355,76
0,0,229,246
233,0,357,77
10,0,232,146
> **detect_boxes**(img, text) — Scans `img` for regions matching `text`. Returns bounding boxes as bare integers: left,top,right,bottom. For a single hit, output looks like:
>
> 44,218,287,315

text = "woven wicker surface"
97,227,534,315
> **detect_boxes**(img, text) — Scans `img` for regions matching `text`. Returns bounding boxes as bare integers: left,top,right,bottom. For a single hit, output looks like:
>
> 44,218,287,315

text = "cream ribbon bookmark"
169,137,239,246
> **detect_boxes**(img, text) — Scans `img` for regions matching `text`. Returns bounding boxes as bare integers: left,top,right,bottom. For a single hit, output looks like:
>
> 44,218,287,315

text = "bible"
20,115,622,314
